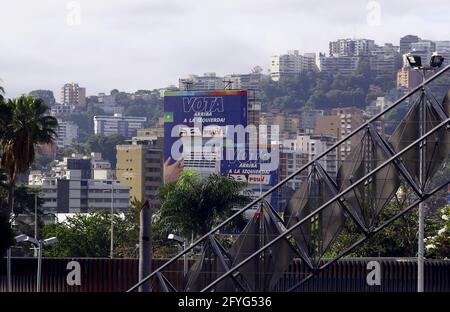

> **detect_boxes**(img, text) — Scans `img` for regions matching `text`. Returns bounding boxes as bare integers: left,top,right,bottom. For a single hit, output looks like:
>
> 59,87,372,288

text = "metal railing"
128,64,450,292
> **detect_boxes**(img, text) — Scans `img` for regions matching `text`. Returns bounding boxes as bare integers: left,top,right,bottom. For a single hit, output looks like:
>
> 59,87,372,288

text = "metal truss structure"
128,64,450,293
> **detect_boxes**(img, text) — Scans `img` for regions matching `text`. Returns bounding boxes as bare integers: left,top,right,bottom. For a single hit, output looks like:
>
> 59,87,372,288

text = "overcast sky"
1,0,449,98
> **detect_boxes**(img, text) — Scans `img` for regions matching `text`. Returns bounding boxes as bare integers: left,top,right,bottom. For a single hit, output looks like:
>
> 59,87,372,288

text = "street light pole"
36,241,43,292
6,248,11,292
183,240,188,277
110,181,114,259
34,192,38,258
168,234,188,276
406,53,444,293
14,234,57,292
418,73,426,293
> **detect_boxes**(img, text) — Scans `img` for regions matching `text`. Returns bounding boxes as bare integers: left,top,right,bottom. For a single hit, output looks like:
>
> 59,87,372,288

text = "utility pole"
34,192,38,257
418,76,426,293
139,200,152,292
36,241,42,292
110,182,114,259
405,53,445,292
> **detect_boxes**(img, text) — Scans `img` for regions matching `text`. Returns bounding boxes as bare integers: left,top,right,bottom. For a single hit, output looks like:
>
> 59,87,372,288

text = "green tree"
0,96,57,220
0,88,14,255
155,171,251,239
0,169,13,256
43,211,137,258
259,67,398,112
11,184,47,241
328,191,444,258
425,206,450,259
0,181,48,256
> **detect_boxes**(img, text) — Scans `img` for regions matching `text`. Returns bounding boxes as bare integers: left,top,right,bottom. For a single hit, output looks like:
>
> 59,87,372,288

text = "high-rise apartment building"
435,41,450,67
369,43,402,79
94,113,147,139
270,50,317,81
404,40,436,67
282,134,338,178
279,148,309,190
29,154,129,214
330,107,365,161
116,136,163,208
399,35,421,55
260,109,301,140
317,54,360,76
30,176,129,213
61,82,86,108
224,69,264,128
315,115,341,140
329,39,375,57
397,67,422,91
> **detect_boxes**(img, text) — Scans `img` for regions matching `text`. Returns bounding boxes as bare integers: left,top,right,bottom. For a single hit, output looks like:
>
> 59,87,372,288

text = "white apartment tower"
93,113,147,139
270,50,317,81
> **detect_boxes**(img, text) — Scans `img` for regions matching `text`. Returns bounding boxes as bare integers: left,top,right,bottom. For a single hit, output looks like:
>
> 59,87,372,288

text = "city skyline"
1,0,450,97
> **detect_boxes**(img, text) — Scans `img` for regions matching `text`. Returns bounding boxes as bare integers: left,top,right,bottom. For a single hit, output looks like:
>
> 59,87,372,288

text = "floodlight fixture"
430,53,444,68
167,233,184,244
407,54,422,68
14,234,39,246
43,237,58,246
14,234,28,243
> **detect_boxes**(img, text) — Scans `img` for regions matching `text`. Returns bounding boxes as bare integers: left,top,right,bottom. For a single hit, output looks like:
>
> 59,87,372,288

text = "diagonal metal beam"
208,235,250,292
287,180,448,292
315,161,368,234
262,199,315,270
423,85,449,121
368,124,423,197
156,272,171,292
127,64,450,292
200,118,450,292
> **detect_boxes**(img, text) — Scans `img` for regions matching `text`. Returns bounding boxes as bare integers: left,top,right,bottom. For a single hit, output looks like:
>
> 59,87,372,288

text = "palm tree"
0,88,13,255
0,95,58,217
155,170,251,238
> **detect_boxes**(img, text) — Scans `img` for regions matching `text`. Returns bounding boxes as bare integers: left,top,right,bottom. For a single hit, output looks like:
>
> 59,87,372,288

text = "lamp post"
110,181,114,259
406,52,445,293
103,181,114,259
168,234,188,276
14,234,57,292
34,193,38,257
33,191,41,257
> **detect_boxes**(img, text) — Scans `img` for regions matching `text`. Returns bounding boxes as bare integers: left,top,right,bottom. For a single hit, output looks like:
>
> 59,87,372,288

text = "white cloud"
0,0,449,98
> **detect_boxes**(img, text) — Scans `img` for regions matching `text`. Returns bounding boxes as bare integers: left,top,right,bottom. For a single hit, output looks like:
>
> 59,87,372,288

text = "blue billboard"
221,145,279,209
163,89,279,208
163,90,247,180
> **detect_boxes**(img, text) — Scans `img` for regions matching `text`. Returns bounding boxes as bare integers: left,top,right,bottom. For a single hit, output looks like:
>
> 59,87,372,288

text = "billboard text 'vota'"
163,90,248,168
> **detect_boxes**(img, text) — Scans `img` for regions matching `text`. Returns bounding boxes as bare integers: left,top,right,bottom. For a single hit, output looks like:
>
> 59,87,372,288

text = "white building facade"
30,175,129,214
94,113,147,139
270,50,317,81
